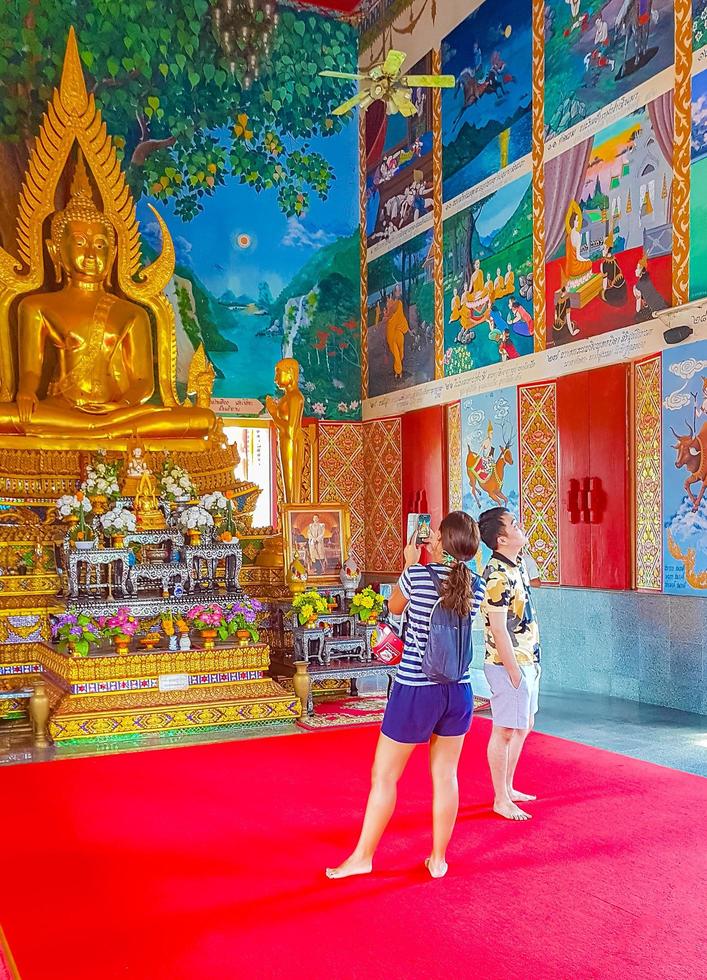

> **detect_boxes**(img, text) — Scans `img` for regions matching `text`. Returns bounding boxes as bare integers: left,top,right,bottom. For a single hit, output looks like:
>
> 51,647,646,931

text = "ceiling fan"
320,49,454,117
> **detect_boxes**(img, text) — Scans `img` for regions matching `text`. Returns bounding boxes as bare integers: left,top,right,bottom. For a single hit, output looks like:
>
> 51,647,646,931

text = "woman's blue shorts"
381,681,473,744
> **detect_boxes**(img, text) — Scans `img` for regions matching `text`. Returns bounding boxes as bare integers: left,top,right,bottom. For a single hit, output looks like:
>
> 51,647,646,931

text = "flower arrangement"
83,451,121,500
291,589,329,626
350,586,385,623
186,603,231,647
56,491,95,543
225,597,262,643
99,608,139,640
179,505,214,532
201,490,238,540
56,492,92,519
200,491,228,516
159,457,198,502
100,504,137,538
51,612,101,656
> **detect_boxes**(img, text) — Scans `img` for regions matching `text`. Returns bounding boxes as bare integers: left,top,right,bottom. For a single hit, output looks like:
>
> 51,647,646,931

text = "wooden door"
588,363,630,589
557,371,592,587
401,406,446,536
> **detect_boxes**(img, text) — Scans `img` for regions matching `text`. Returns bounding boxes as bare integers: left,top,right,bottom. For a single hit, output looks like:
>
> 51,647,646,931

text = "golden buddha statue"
265,358,305,505
0,28,215,448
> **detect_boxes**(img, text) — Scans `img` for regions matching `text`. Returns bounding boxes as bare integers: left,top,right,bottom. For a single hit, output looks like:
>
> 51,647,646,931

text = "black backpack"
415,565,475,684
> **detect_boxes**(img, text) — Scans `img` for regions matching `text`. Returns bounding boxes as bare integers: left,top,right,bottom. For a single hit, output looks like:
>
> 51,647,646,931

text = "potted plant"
51,612,101,657
159,457,198,505
350,586,385,624
100,504,137,548
201,489,239,542
179,505,214,546
291,589,329,628
83,450,121,513
57,491,95,549
99,608,139,655
186,603,229,649
226,597,262,645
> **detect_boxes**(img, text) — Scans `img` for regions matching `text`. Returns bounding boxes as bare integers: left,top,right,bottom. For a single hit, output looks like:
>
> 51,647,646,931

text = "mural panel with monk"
366,228,435,398
545,95,672,348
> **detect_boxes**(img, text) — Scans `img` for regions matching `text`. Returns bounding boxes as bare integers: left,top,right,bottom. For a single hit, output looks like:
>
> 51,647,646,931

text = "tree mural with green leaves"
0,0,356,250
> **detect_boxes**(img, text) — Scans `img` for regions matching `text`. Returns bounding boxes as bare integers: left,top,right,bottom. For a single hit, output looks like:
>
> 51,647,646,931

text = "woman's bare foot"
493,800,532,820
425,856,448,879
509,788,536,802
325,854,373,879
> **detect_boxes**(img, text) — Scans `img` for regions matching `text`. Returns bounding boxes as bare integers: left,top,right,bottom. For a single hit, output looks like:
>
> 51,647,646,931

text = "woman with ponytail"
327,511,485,881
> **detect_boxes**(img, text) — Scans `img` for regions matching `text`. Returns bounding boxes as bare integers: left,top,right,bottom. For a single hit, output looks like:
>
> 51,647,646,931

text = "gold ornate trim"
359,110,369,399
673,0,692,305
432,47,445,379
531,0,547,349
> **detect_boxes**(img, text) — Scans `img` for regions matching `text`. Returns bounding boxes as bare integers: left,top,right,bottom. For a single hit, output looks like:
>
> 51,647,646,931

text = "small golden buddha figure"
0,154,214,441
134,469,166,530
265,358,305,504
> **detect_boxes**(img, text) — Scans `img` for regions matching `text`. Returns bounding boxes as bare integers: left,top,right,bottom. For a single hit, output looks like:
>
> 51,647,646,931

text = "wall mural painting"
0,5,360,421
365,52,434,250
690,68,707,302
366,229,436,398
461,388,520,570
544,0,675,138
441,0,532,203
662,341,707,596
545,95,673,348
443,173,534,377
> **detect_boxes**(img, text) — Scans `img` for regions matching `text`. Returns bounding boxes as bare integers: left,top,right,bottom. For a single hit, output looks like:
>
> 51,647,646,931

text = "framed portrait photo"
282,503,351,584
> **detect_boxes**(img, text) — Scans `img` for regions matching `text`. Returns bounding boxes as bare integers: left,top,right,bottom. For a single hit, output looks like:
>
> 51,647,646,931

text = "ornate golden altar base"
1,641,300,742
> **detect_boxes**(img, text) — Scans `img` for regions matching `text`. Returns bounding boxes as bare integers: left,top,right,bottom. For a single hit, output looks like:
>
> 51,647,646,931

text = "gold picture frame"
282,503,351,584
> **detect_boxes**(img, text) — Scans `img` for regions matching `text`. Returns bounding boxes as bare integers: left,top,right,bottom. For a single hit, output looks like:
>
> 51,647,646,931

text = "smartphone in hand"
416,513,431,547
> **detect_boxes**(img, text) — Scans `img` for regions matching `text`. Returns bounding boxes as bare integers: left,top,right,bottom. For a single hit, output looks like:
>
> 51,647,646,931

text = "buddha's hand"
16,391,38,424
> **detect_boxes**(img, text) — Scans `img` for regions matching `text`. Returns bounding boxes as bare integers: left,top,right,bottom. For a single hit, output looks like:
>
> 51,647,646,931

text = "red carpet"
1,720,706,980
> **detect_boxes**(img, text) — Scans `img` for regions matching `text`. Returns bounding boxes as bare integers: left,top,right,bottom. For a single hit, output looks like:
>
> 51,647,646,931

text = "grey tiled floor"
532,690,707,778
2,689,706,777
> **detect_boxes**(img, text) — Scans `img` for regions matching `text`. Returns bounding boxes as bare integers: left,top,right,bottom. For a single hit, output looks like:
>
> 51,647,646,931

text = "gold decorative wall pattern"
531,0,546,349
673,0,692,306
446,402,462,511
432,46,445,379
363,418,402,574
634,355,662,591
519,382,559,583
318,422,366,565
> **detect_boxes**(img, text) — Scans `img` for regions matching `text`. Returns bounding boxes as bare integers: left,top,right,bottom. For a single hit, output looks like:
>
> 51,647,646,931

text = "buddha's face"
58,218,114,283
275,363,293,389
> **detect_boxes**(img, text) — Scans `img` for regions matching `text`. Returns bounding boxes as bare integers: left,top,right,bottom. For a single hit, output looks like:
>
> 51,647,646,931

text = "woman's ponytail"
437,511,481,617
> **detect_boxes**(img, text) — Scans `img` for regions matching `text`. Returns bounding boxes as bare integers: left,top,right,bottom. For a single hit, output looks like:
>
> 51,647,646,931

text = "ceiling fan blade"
382,49,407,77
402,73,456,88
319,70,367,80
332,90,371,116
389,89,418,117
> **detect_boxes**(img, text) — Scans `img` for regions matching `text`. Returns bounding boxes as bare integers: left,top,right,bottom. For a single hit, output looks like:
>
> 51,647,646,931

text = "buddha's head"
274,357,299,391
47,152,116,285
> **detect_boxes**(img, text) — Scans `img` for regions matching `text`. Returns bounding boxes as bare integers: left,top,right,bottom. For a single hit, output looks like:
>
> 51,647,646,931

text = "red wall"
401,406,446,539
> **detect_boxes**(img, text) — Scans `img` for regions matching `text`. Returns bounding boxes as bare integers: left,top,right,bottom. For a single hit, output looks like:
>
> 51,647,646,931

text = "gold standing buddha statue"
0,28,215,449
266,357,306,505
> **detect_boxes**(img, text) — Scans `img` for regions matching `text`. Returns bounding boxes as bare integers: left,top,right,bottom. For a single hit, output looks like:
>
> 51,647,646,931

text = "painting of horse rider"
544,0,674,140
662,340,707,597
461,389,521,568
441,0,532,203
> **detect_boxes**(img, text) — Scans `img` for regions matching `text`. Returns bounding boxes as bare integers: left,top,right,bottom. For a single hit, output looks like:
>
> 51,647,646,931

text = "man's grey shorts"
483,662,541,730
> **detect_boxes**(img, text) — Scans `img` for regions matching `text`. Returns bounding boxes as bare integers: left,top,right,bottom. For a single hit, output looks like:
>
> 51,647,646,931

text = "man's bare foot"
325,855,373,879
425,856,448,879
509,789,536,802
493,801,532,820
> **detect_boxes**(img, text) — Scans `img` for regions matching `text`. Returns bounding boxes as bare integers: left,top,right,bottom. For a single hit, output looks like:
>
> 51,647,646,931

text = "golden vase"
200,628,217,649
292,661,311,715
113,634,131,656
